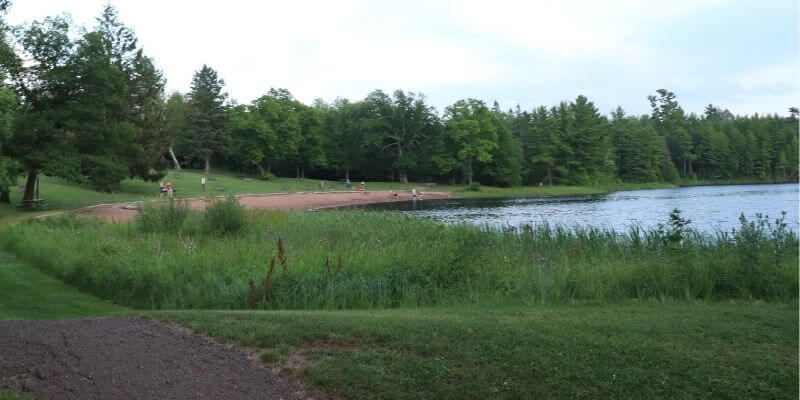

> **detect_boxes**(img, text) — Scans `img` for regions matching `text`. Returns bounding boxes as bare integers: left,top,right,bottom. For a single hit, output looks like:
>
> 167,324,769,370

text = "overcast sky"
7,0,799,116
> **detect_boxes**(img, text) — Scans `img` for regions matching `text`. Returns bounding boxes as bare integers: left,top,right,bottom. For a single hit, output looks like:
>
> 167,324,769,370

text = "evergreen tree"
526,106,562,185
185,65,228,174
648,89,693,178
610,108,662,182
565,95,614,184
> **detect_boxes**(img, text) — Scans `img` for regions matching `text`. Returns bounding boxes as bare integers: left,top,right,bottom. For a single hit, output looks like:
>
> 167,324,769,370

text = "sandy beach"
73,190,454,222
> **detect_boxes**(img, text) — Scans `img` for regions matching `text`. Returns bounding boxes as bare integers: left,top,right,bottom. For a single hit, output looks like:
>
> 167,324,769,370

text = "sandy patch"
73,191,454,222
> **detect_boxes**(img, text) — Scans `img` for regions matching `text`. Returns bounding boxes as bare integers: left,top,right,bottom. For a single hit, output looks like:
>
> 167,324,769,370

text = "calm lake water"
362,184,799,234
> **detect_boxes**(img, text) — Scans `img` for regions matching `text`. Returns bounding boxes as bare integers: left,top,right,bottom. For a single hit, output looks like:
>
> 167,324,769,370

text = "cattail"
266,256,276,288
277,237,288,277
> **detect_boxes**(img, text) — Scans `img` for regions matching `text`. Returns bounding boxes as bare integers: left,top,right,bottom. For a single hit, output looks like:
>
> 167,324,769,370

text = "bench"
17,198,50,210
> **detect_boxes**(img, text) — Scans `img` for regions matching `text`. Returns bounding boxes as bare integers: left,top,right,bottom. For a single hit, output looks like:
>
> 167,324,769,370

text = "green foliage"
135,199,190,233
443,99,499,184
466,181,481,191
6,6,167,202
655,208,692,246
183,65,228,172
258,171,276,181
0,156,19,192
3,210,795,310
202,195,245,235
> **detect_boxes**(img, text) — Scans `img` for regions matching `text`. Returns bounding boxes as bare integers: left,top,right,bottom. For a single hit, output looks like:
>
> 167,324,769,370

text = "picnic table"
18,198,49,210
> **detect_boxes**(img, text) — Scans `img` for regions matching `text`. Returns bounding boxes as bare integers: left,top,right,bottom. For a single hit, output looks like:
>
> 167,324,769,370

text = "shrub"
203,195,246,235
467,182,481,191
258,172,276,181
136,199,190,233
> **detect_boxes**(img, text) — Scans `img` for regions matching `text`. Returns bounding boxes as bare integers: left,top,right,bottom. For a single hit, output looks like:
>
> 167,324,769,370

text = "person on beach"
358,181,366,191
166,182,174,197
159,182,167,198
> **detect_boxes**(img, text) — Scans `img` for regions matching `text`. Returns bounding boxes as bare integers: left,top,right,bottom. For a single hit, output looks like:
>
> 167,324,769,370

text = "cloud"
5,0,795,116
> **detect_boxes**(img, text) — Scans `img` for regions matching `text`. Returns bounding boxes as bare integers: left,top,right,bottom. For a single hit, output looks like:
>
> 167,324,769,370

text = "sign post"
201,177,206,192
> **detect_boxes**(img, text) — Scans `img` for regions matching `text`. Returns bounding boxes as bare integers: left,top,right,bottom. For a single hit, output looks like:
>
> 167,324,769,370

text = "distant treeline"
0,5,797,204
169,87,797,187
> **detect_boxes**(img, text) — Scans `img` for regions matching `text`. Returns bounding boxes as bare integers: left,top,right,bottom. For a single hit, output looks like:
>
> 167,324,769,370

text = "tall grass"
1,209,796,310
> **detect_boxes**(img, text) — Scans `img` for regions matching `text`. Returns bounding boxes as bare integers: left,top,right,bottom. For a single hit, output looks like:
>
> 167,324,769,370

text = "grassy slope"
1,248,796,399
154,302,798,399
0,251,125,320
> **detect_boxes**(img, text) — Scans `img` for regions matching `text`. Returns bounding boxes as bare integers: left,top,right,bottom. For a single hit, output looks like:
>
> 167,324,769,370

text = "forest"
0,5,797,204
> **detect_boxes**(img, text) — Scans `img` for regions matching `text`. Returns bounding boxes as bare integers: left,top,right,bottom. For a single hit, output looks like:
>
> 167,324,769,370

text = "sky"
6,0,799,116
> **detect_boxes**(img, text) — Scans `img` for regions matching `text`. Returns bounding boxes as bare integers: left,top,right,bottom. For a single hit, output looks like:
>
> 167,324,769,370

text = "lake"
362,183,799,234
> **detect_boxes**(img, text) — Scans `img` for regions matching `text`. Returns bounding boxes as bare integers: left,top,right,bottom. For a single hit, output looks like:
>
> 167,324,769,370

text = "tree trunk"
22,170,37,205
296,165,300,179
204,158,211,175
546,166,553,185
345,168,350,181
257,165,266,176
465,160,473,185
267,163,272,173
0,191,9,203
168,147,181,171
398,147,408,184
301,166,305,179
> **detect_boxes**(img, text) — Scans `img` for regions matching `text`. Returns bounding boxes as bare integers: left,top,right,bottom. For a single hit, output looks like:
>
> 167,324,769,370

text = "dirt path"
0,318,316,399
74,190,454,222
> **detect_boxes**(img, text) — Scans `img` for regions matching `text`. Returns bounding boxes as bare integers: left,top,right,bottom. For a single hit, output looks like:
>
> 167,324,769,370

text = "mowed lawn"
1,250,796,399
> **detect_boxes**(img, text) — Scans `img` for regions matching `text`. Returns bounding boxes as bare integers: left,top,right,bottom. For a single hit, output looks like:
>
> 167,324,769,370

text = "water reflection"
360,184,799,233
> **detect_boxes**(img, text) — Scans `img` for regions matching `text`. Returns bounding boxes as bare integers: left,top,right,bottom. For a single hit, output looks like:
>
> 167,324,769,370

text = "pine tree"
185,65,228,174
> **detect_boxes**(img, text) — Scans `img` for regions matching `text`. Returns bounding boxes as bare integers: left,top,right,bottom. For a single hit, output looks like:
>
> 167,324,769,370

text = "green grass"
4,209,795,310
0,212,796,399
151,302,799,399
0,250,125,320
0,391,31,400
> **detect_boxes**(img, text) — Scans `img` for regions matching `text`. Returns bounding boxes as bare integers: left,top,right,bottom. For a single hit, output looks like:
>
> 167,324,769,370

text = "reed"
2,209,796,310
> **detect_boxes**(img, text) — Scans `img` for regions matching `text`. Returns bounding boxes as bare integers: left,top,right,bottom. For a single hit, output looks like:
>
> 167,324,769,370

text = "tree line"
0,5,797,204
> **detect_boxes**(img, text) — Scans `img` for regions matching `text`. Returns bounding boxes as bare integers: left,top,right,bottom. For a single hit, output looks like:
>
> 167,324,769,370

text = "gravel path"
0,318,313,399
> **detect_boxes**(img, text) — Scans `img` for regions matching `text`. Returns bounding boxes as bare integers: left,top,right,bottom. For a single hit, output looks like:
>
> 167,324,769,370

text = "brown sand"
71,191,454,222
